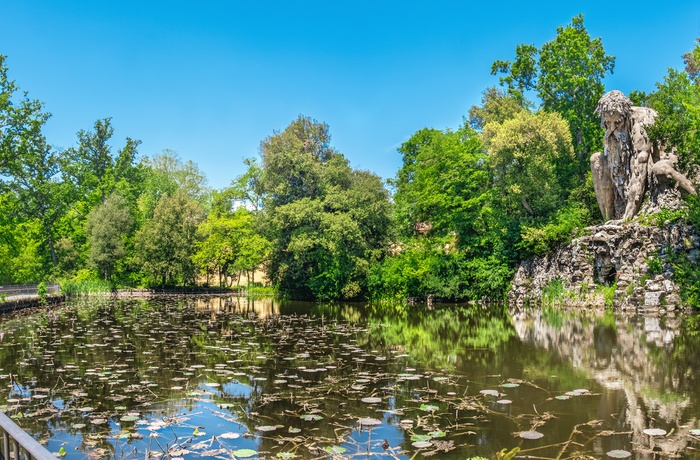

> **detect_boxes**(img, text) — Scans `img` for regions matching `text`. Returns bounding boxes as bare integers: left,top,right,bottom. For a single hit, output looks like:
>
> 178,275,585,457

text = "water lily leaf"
288,427,301,433
480,389,499,397
300,414,322,421
361,397,382,404
412,441,432,448
690,429,700,436
500,383,519,388
120,415,138,422
358,417,382,426
519,431,544,440
606,450,632,458
555,395,570,400
427,430,446,438
643,428,667,436
276,453,296,458
411,434,432,442
232,449,257,458
219,432,240,439
420,404,438,412
325,446,346,454
255,425,277,432
497,399,512,404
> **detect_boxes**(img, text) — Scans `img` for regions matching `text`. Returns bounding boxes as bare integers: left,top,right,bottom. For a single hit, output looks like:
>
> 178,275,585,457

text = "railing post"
4,430,10,460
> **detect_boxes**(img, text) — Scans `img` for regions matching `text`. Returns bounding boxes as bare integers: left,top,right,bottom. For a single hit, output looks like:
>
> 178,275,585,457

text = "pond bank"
0,294,65,313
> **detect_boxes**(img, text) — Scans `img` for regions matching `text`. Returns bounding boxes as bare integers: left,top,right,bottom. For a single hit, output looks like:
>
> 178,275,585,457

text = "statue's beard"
605,128,632,200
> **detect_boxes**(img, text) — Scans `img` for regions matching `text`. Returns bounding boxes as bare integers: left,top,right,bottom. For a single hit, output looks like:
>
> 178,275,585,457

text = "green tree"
6,120,68,268
492,14,614,164
135,190,203,286
260,116,391,300
468,86,527,131
483,110,575,221
193,208,270,287
85,193,133,280
138,150,210,220
392,124,489,245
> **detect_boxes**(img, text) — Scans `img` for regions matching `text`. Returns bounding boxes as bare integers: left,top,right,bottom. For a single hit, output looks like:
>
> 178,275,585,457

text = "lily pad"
519,431,544,440
411,434,432,442
606,450,632,458
420,404,438,412
300,414,323,421
427,430,446,438
232,449,257,458
255,425,277,432
358,417,382,426
497,399,512,404
361,397,382,404
412,441,432,448
325,446,346,454
480,389,499,397
690,429,700,436
643,428,667,436
500,383,519,388
276,453,297,459
120,415,138,422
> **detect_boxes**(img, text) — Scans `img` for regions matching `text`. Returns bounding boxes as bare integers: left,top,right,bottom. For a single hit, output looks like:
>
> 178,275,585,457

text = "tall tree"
492,14,614,165
483,110,575,221
6,115,67,268
85,193,133,280
260,116,391,300
135,190,203,286
138,150,210,220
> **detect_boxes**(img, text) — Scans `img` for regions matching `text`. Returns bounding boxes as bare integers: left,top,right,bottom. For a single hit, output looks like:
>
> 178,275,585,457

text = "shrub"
37,282,48,304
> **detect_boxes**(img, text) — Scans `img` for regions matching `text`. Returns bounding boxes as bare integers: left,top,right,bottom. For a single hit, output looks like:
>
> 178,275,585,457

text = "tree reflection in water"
0,298,697,459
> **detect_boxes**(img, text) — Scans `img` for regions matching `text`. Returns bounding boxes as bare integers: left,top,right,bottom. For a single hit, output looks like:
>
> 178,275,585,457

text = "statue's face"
605,110,624,132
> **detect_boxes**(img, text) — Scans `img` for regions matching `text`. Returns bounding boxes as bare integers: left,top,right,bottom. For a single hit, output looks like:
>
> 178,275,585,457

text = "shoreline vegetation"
2,17,700,308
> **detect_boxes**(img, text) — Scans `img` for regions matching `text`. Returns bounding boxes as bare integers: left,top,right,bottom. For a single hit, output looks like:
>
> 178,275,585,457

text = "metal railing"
0,284,60,298
0,411,55,460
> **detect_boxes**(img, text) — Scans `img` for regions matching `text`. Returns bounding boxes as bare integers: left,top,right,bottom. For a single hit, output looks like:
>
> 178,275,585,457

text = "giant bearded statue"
590,90,696,222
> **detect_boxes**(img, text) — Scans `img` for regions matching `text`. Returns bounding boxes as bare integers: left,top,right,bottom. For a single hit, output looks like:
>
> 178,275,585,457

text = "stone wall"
509,221,700,309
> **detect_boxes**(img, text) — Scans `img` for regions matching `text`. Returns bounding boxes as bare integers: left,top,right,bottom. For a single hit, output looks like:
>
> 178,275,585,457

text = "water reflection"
512,306,700,458
0,298,697,459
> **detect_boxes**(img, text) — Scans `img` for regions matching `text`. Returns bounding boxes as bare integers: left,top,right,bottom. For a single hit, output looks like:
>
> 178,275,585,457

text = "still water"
0,296,698,459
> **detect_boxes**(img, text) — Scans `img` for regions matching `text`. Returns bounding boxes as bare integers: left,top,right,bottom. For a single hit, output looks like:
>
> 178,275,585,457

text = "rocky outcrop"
509,221,700,309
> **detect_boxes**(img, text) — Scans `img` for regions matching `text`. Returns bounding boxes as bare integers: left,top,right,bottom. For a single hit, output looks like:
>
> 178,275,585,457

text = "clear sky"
2,1,700,189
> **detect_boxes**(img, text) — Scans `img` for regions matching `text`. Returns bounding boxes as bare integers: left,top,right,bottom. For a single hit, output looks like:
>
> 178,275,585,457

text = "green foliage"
85,193,133,280
261,116,391,301
647,254,663,276
541,278,566,304
599,282,617,308
36,282,47,304
483,110,576,220
369,239,513,302
392,124,489,242
193,208,270,286
517,202,590,256
136,190,203,287
60,279,112,297
668,250,700,307
492,14,614,163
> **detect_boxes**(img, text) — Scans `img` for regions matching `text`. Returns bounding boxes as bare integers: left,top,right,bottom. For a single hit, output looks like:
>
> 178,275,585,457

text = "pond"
0,296,699,459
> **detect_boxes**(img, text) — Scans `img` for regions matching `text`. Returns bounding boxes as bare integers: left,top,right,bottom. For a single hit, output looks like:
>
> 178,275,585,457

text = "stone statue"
590,90,696,222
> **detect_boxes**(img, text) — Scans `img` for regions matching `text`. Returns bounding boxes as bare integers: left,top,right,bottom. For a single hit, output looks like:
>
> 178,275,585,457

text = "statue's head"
595,90,632,132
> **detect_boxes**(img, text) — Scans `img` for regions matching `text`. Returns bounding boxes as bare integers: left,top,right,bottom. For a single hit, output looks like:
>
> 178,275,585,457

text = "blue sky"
2,1,700,189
